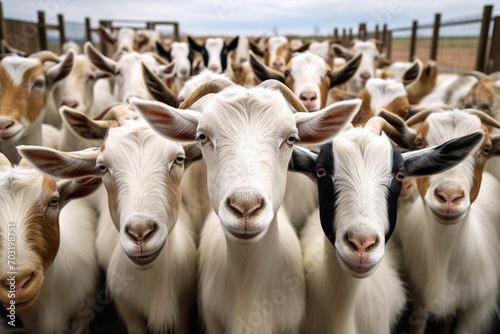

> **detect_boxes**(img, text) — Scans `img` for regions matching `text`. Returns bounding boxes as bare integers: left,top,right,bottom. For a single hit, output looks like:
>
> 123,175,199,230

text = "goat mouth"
0,128,22,141
126,241,165,266
13,293,39,313
337,254,377,278
225,225,264,240
429,208,464,225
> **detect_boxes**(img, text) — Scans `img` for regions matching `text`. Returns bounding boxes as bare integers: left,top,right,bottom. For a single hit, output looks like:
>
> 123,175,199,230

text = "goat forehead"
308,41,329,58
268,36,288,52
389,62,414,80
425,111,482,145
290,52,328,78
354,41,377,53
0,56,41,86
205,38,224,53
171,42,190,57
366,78,407,109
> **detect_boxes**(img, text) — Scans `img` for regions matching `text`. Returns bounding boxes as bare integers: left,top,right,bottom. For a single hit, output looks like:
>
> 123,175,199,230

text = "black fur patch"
386,144,404,242
316,142,337,247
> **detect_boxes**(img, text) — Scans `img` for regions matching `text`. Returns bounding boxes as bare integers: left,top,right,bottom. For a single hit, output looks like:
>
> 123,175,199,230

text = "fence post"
476,4,493,72
99,19,110,56
487,16,500,73
333,28,338,40
358,23,366,40
386,30,392,59
173,22,179,41
58,14,66,52
349,28,353,42
85,17,92,42
430,13,441,61
382,24,388,54
409,20,418,61
342,28,346,45
146,21,154,30
0,1,6,44
37,11,48,51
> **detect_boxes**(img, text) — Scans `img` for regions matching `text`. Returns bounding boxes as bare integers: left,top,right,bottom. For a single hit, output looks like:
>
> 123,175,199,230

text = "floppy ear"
85,41,117,75
227,36,239,52
45,50,74,88
60,106,112,140
156,41,172,61
249,52,285,83
57,177,102,209
329,53,362,88
183,142,203,170
17,146,101,179
188,36,204,52
156,61,177,80
402,131,484,177
331,44,353,61
249,40,265,58
291,42,311,54
142,62,178,107
98,26,117,44
378,109,418,149
403,59,422,85
288,145,318,180
295,99,361,144
130,98,200,142
328,88,359,102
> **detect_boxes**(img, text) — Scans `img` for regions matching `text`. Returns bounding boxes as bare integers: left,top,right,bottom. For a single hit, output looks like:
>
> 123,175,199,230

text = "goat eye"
286,134,298,146
33,79,45,88
395,172,405,182
48,197,59,208
415,139,423,148
483,146,491,154
316,168,327,178
97,164,108,173
196,132,208,144
284,70,290,77
115,69,122,76
175,155,185,165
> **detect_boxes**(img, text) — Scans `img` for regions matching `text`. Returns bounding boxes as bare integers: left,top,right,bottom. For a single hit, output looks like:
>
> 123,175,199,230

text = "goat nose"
299,92,317,102
272,60,284,69
62,100,79,109
360,71,371,80
347,235,377,253
2,272,33,295
209,65,220,73
228,196,264,218
239,57,247,63
0,120,14,131
180,68,188,76
435,188,464,204
126,224,156,243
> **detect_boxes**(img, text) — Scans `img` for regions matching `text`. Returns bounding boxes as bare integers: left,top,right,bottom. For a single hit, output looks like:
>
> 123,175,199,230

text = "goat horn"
464,109,500,129
148,52,170,66
465,70,488,80
259,79,309,113
365,116,399,137
406,107,443,127
179,79,235,109
28,50,61,63
96,104,137,127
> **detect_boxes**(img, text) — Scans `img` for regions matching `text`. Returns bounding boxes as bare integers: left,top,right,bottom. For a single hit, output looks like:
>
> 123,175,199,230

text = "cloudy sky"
2,0,497,37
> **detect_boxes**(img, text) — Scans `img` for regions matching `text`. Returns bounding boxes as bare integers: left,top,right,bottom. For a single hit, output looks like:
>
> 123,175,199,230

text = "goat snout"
0,119,14,132
61,100,79,109
1,272,33,296
228,195,264,219
209,65,220,73
126,223,157,244
346,235,378,255
272,60,284,70
435,188,464,207
359,71,371,81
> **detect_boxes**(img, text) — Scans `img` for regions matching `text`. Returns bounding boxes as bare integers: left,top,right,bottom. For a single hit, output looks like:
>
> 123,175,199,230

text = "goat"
187,36,239,80
0,52,74,163
18,104,200,333
381,108,500,333
98,26,139,58
332,40,380,93
0,152,101,333
289,115,483,333
132,79,361,333
249,36,309,73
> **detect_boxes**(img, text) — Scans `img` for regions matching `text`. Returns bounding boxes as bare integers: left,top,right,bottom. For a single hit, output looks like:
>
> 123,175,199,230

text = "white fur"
205,38,225,74
347,41,379,93
233,35,250,65
308,41,331,62
170,42,192,81
1,56,40,86
419,74,478,108
365,78,407,115
267,36,289,71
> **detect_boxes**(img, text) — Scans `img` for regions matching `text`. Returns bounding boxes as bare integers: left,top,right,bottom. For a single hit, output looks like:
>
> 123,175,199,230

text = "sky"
1,0,498,37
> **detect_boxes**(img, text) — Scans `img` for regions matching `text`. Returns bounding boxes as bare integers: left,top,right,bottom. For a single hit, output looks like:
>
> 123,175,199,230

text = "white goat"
133,79,361,333
19,105,200,334
0,152,101,333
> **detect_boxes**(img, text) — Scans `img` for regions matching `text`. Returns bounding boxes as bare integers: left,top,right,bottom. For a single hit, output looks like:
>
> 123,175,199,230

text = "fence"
335,4,499,74
0,1,179,56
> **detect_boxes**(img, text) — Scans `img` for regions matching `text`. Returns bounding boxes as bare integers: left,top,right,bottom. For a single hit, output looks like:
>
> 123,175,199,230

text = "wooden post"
386,30,392,59
382,24,388,53
58,14,66,52
358,23,366,40
146,21,154,30
173,22,179,41
409,20,418,61
476,4,493,72
342,28,346,45
333,28,339,40
349,28,353,42
0,1,7,44
37,11,48,51
430,13,441,61
99,19,109,56
375,25,380,40
487,16,500,73
85,17,92,42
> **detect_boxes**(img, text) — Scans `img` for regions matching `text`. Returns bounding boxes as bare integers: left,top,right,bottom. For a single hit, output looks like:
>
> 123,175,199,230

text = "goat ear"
295,99,361,144
45,50,74,88
328,88,358,102
227,36,239,52
130,98,200,142
156,41,172,61
188,36,204,52
183,142,203,170
60,106,111,140
331,44,353,61
403,131,484,177
249,52,285,83
292,42,311,54
378,110,417,149
192,60,203,76
156,61,177,80
403,59,422,85
142,63,178,107
329,53,362,88
17,146,101,179
57,177,102,209
85,41,117,75
98,26,117,44
249,40,265,58
288,145,318,180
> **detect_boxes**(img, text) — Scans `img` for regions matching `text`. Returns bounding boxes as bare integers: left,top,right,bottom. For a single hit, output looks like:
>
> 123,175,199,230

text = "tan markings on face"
166,172,182,219
384,96,410,120
353,88,374,126
470,124,491,203
264,41,270,66
284,61,294,92
319,61,332,109
26,176,60,269
407,65,437,104
276,41,292,63
0,64,46,123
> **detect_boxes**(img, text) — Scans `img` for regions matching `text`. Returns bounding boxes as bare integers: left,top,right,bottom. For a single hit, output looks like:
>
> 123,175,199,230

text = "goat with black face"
288,116,483,333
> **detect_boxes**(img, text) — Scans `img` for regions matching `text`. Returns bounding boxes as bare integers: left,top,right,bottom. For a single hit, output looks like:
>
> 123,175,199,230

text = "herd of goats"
0,25,500,334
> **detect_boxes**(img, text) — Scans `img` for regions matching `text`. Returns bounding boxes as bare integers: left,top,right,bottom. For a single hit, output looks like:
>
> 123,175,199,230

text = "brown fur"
407,61,437,105
385,96,410,120
352,88,374,126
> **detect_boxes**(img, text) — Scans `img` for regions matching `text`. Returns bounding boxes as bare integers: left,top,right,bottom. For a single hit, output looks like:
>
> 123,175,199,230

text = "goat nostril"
228,197,263,217
63,101,79,109
0,121,15,131
435,189,464,204
347,235,377,252
127,225,155,243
